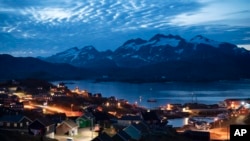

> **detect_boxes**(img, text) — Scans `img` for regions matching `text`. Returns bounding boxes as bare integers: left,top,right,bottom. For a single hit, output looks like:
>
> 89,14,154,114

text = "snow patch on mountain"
122,42,142,51
190,35,220,47
152,38,180,47
71,53,79,62
58,47,80,57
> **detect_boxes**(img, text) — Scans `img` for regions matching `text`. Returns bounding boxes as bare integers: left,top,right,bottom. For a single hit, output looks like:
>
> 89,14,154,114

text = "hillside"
0,54,97,81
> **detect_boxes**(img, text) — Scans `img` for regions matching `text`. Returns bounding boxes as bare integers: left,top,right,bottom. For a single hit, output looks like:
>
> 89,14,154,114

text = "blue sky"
0,0,249,57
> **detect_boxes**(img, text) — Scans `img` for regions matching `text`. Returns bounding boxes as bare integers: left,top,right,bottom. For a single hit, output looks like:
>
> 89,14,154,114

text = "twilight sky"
0,0,250,57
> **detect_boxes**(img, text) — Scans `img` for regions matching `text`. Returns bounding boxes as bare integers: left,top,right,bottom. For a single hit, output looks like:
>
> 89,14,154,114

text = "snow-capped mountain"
45,45,101,66
42,34,250,82
113,34,188,67
190,35,221,48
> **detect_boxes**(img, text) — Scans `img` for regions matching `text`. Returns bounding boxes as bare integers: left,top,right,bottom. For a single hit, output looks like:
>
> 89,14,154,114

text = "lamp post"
71,104,73,111
91,117,93,139
87,117,94,139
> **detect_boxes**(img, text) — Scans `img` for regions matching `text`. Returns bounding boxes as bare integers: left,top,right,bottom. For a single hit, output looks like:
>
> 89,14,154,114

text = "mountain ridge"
0,54,97,81
39,34,250,82
1,33,250,82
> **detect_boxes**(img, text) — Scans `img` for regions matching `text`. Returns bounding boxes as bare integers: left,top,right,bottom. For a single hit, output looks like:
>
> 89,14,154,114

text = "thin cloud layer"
0,0,249,56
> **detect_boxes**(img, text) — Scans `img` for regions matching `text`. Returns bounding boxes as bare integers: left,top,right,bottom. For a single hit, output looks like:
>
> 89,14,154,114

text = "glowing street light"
106,102,110,107
71,104,74,111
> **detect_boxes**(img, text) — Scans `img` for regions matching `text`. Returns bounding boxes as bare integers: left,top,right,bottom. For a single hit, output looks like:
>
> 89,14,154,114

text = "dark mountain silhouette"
0,54,97,81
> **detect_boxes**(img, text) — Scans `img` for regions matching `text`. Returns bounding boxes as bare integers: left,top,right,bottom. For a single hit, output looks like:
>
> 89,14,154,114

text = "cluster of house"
0,110,91,139
0,106,172,141
91,110,210,141
0,92,24,111
92,111,167,141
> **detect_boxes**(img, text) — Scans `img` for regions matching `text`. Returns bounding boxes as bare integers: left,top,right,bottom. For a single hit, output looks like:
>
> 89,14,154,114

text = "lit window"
20,123,23,127
26,121,29,126
14,123,17,127
7,123,10,127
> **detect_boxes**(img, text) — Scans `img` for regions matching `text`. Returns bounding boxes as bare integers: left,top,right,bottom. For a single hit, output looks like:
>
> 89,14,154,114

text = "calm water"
52,80,250,108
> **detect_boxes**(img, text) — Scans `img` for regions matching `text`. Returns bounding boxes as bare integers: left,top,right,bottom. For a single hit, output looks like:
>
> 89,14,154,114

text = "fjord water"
53,80,250,108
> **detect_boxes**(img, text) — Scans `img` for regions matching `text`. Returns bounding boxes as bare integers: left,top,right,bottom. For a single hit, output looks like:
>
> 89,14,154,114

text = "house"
117,115,142,126
76,115,92,128
0,87,8,94
6,102,24,111
91,132,113,141
123,122,150,141
0,115,32,131
28,117,55,139
56,120,78,136
224,98,250,109
112,130,132,141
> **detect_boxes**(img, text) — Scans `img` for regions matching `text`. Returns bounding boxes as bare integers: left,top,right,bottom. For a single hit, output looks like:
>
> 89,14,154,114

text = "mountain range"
1,34,250,82
42,34,250,82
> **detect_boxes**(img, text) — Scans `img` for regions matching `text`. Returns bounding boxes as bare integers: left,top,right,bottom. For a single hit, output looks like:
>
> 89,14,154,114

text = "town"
0,79,250,141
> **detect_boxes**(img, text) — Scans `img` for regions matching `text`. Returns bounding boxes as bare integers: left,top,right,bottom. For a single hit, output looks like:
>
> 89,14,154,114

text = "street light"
88,117,94,139
71,104,73,111
241,101,245,105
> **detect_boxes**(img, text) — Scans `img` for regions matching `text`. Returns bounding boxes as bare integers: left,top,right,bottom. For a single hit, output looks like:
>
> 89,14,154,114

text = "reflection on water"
168,118,189,128
168,117,215,128
52,80,250,108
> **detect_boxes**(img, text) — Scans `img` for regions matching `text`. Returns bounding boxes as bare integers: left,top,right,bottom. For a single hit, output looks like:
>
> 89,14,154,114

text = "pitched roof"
92,132,113,141
119,115,142,121
61,120,78,128
123,125,141,140
36,117,54,126
77,112,94,120
0,115,31,122
131,122,149,134
112,130,131,141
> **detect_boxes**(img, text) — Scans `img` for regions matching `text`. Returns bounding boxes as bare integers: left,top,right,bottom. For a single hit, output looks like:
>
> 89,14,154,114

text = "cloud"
169,0,250,26
0,0,249,57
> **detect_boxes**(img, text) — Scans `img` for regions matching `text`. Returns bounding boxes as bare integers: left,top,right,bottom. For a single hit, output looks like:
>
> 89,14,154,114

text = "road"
209,115,246,141
54,128,98,141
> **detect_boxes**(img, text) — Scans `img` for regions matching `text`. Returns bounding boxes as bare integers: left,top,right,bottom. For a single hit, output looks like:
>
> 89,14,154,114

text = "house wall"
56,123,71,135
28,121,55,138
56,123,78,136
46,132,54,139
46,124,55,136
0,118,31,130
76,118,91,128
69,127,78,136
